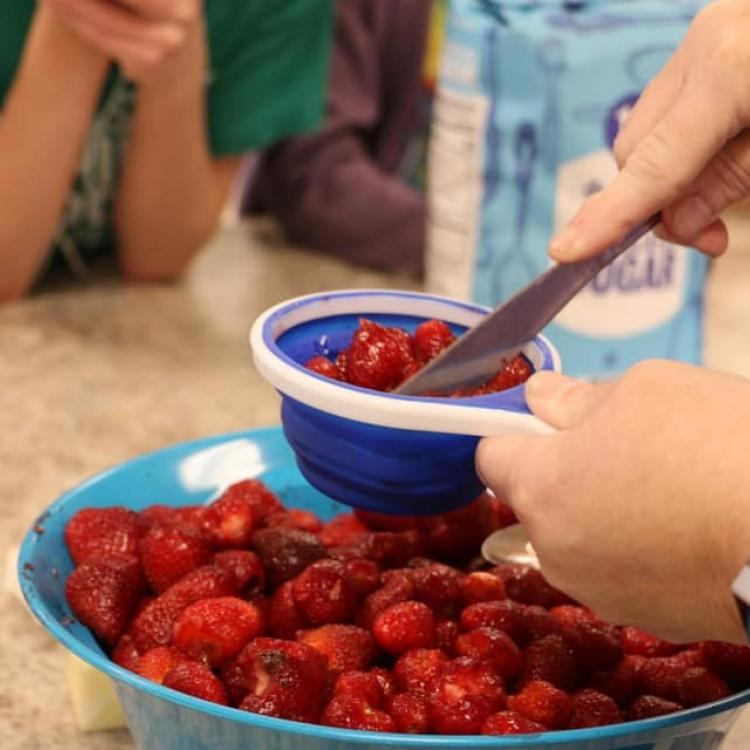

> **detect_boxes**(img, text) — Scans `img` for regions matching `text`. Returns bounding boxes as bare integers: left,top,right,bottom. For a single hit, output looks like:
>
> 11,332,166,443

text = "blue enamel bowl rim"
17,427,750,747
250,290,561,437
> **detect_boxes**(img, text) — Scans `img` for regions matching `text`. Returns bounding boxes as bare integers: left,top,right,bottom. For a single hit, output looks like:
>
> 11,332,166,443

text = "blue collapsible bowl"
250,290,560,515
18,429,750,750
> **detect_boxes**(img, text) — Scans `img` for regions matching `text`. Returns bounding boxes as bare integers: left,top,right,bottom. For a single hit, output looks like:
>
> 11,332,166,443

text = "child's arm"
45,0,240,282
0,7,108,301
112,14,240,281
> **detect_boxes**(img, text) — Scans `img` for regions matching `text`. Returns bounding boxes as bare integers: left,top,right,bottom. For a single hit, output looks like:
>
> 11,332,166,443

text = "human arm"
250,0,428,277
0,5,108,301
46,0,240,281
476,363,750,645
549,0,750,262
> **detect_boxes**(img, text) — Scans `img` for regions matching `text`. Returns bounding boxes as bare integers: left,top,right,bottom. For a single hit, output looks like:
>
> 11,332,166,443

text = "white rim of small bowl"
249,290,561,437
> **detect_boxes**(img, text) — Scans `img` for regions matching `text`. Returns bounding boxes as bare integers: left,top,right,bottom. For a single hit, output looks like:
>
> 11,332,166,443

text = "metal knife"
396,215,660,396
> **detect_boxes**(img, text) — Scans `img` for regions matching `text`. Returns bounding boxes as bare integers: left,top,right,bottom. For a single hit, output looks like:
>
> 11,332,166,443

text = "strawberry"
298,624,377,674
409,563,460,617
413,319,455,363
423,495,497,563
343,319,416,391
359,530,429,567
483,354,533,394
491,563,571,608
139,524,212,594
305,356,340,379
520,635,581,692
458,572,506,607
342,558,381,598
520,605,565,641
65,554,145,645
129,565,235,652
482,711,547,735
219,658,251,707
265,509,324,534
488,497,519,529
569,688,623,728
370,667,397,701
676,667,731,707
163,660,228,705
354,509,423,532
321,694,396,732
212,550,265,596
137,505,206,535
508,680,572,730
136,646,186,683
373,601,437,654
173,597,264,666
334,671,385,707
550,605,600,627
387,692,429,733
427,657,506,734
460,600,529,644
319,514,369,548
202,492,258,549
292,559,356,626
637,653,703,701
435,619,459,653
356,571,415,630
250,527,327,588
212,480,283,526
454,627,523,681
237,638,329,723
589,654,644,707
699,641,750,689
627,695,683,721
393,649,449,695
268,580,304,639
65,507,141,566
562,620,623,673
620,626,679,657
111,634,141,671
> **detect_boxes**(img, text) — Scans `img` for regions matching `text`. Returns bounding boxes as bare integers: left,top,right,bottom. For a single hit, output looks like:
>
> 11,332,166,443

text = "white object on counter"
66,652,128,732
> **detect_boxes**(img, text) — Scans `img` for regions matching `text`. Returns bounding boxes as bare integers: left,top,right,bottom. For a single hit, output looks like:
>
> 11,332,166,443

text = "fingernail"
525,371,579,402
549,226,584,260
672,195,712,240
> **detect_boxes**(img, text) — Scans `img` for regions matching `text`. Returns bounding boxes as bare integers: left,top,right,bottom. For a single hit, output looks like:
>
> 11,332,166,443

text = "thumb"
525,371,611,430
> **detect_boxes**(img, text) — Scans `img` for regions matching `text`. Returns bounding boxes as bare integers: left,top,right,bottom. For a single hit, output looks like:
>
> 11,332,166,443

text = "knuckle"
625,129,689,198
711,148,750,204
612,132,631,168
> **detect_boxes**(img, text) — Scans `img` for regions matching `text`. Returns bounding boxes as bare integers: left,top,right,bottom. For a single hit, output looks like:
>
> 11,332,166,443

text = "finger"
61,14,165,75
524,372,613,430
661,131,750,244
48,0,185,47
112,0,197,25
475,434,545,519
613,49,686,167
549,75,738,262
654,216,729,256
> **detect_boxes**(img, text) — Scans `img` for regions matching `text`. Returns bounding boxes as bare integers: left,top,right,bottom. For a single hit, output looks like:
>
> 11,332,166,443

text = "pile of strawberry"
63,480,750,735
304,318,533,396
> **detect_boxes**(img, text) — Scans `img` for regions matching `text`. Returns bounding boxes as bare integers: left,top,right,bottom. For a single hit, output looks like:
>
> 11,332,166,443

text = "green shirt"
0,1,332,270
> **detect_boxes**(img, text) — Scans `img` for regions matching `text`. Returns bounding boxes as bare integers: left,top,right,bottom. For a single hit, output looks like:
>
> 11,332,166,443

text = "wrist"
20,5,109,96
133,18,207,105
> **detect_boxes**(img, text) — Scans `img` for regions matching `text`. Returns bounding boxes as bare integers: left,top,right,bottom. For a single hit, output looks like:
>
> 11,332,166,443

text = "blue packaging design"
427,0,709,378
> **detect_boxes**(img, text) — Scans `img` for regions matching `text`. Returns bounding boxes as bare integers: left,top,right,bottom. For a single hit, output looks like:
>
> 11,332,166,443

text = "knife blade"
396,216,660,396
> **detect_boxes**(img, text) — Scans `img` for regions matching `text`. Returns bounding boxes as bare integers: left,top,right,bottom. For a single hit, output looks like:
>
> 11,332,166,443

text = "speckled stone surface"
2,215,750,749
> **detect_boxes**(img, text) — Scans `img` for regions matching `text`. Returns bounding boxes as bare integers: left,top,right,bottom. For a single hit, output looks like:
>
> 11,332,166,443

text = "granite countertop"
2,216,750,749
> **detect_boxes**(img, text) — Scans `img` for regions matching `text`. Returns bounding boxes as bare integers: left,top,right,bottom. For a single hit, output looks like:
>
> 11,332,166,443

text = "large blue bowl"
250,290,560,515
18,428,750,750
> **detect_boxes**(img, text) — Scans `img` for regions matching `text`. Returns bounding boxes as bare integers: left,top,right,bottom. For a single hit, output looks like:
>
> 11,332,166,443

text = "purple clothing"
243,0,431,276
